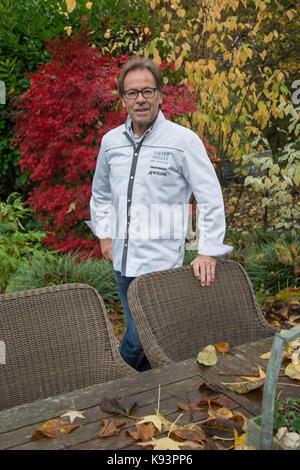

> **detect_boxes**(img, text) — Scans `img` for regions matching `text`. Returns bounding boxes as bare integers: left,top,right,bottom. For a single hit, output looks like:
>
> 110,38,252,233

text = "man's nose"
136,91,146,102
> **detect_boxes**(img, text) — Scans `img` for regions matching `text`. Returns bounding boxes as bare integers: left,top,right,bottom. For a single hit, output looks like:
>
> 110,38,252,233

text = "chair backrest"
0,283,137,410
128,259,278,367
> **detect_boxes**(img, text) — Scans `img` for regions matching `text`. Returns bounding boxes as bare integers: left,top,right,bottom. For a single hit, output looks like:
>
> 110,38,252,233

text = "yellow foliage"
264,32,273,43
176,8,185,18
64,26,72,36
65,0,76,13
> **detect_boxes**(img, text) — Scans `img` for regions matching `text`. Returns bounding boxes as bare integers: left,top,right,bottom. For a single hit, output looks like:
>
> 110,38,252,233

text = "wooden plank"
0,358,199,434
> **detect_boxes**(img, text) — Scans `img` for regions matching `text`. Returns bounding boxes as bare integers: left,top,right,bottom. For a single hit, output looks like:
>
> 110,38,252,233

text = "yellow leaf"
137,415,163,432
260,351,271,360
185,61,193,75
221,377,264,393
286,10,294,20
176,8,185,18
285,363,300,381
264,32,273,43
260,50,267,60
138,436,185,450
174,56,183,71
85,1,92,9
153,49,161,66
66,202,76,213
197,345,217,366
208,406,233,420
65,0,76,13
242,366,266,381
64,26,72,37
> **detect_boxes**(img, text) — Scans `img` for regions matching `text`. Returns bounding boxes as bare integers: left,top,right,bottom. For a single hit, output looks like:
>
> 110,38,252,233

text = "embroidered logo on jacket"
148,165,167,176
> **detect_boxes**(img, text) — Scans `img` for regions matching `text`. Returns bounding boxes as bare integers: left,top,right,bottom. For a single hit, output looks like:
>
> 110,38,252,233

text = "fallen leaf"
177,402,203,417
200,417,243,439
197,345,218,366
98,418,126,438
242,366,266,381
171,426,206,443
215,342,231,353
127,422,156,441
138,436,186,450
99,396,137,416
60,410,86,423
177,440,205,450
137,414,163,432
208,406,234,420
260,351,271,359
233,430,255,450
221,378,264,393
285,362,300,380
231,411,248,432
31,419,79,439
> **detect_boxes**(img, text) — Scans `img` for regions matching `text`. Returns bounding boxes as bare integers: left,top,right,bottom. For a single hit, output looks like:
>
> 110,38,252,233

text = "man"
89,57,232,372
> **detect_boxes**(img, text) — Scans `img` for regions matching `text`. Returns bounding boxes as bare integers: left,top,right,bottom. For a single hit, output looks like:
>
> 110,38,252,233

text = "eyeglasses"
123,88,158,100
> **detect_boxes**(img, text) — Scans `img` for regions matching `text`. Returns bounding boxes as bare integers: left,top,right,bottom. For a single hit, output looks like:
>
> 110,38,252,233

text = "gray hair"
118,57,164,95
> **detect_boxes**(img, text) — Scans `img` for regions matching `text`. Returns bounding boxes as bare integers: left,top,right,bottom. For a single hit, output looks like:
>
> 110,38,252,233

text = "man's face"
122,68,163,137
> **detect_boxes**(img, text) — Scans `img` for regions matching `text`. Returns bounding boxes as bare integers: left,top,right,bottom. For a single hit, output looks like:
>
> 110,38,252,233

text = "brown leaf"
215,342,231,353
31,419,80,439
137,414,163,432
98,418,126,438
177,402,202,418
99,396,137,416
172,427,206,443
126,422,156,442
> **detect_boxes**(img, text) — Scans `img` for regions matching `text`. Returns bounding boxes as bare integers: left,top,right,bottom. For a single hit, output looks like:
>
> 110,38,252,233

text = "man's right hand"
100,238,113,262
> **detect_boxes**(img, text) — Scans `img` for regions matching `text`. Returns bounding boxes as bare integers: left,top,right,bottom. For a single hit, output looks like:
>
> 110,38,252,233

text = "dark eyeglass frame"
123,87,158,100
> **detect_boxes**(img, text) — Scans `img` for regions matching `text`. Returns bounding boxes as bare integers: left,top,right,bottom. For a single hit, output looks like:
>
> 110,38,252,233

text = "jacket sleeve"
89,141,113,239
181,133,233,257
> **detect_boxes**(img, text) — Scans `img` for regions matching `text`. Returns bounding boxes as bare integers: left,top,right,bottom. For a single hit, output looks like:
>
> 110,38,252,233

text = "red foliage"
13,32,215,257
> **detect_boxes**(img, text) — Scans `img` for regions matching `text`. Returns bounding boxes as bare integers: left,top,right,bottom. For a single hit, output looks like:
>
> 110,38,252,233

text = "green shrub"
6,251,120,308
0,193,48,293
243,242,299,295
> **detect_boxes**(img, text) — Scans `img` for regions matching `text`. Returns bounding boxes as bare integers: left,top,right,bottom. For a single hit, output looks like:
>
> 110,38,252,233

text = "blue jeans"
114,271,151,372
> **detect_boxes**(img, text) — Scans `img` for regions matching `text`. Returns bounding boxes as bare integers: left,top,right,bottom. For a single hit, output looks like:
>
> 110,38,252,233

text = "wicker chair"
127,259,278,368
0,283,137,410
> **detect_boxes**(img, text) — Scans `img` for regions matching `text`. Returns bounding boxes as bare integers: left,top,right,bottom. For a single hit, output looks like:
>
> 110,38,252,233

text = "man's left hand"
191,254,216,286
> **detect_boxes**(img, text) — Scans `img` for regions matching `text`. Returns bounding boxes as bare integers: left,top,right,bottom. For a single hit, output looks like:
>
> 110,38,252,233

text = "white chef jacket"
89,111,232,277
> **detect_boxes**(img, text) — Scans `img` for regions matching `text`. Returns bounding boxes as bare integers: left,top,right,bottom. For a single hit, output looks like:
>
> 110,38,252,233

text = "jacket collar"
125,110,166,143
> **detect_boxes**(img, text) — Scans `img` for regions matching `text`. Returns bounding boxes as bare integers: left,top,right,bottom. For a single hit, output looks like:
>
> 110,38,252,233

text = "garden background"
0,0,299,343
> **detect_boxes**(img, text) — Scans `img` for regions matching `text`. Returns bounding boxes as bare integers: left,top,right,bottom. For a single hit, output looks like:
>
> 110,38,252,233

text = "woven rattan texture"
0,283,136,410
128,259,278,368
